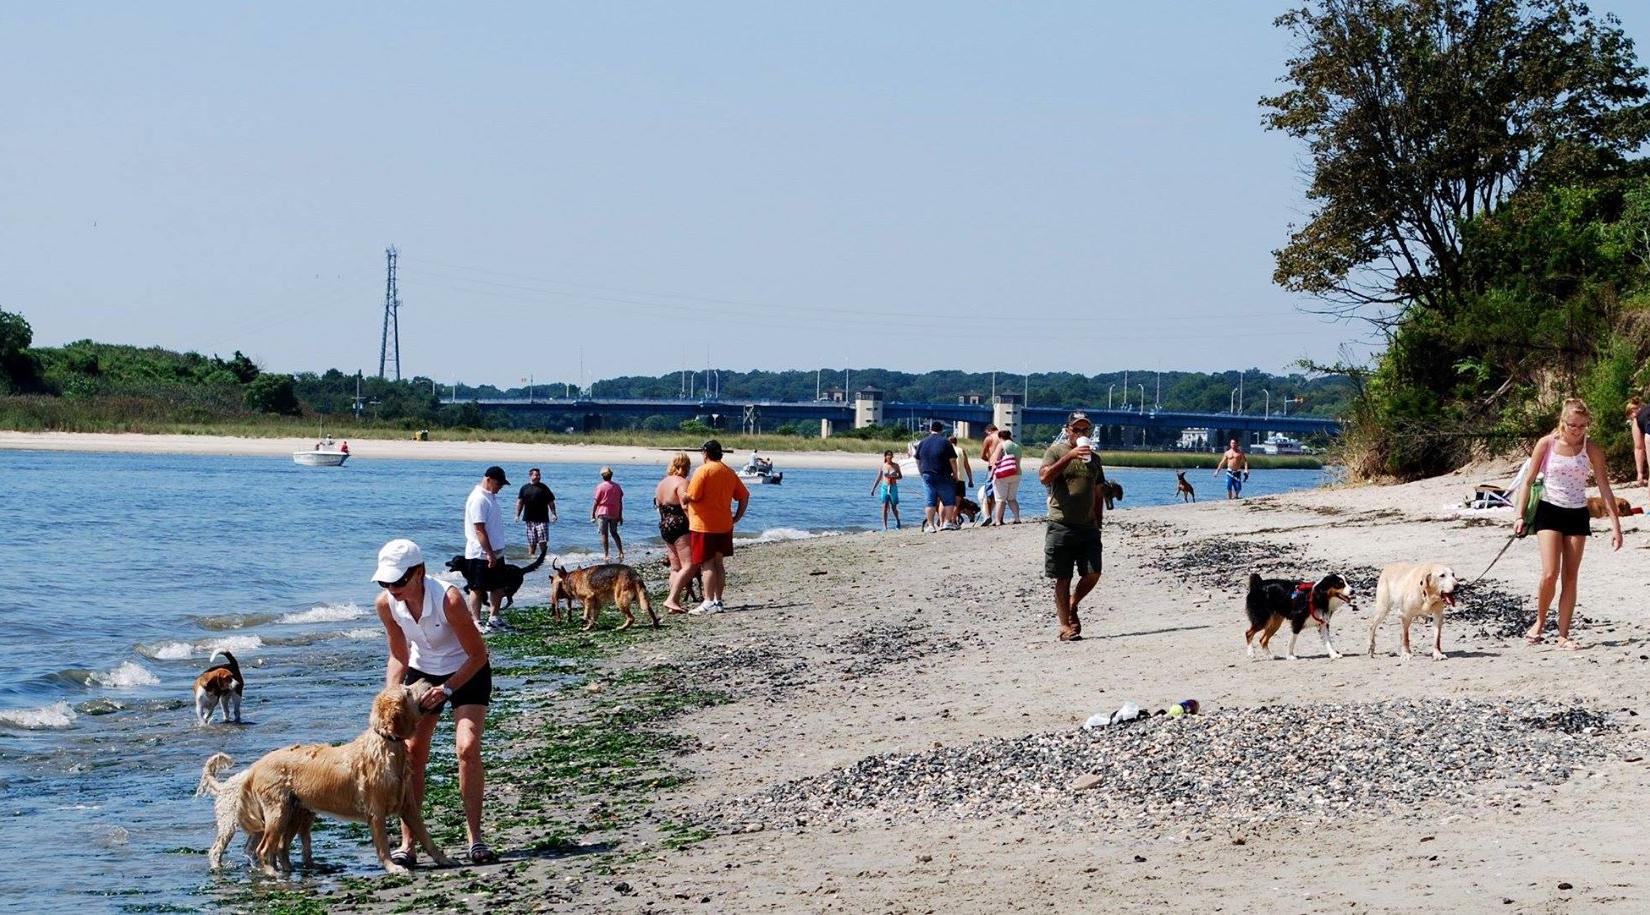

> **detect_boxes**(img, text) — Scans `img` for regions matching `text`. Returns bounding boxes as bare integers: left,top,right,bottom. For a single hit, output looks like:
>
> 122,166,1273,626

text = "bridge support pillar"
820,418,833,439
853,388,884,429
955,420,973,440
993,394,1023,436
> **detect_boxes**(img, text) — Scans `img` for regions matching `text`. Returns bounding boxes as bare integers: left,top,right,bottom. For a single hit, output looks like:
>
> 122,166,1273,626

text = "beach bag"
992,451,1019,479
1523,444,1550,527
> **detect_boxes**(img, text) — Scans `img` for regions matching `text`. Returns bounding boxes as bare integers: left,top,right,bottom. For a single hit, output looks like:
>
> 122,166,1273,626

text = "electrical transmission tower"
378,246,402,380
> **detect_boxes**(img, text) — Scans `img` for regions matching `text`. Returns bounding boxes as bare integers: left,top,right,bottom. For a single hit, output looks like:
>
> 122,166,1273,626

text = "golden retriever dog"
550,560,660,631
1367,562,1459,661
196,755,315,872
199,682,454,875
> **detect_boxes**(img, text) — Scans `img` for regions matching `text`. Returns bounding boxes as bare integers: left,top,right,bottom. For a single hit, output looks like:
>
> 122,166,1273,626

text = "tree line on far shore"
0,316,1351,439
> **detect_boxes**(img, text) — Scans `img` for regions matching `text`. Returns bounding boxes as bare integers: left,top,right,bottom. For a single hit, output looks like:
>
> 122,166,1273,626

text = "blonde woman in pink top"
1512,398,1623,650
591,466,625,562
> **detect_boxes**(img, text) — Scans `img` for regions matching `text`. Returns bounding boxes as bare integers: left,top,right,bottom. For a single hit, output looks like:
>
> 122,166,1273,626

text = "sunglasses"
378,569,415,589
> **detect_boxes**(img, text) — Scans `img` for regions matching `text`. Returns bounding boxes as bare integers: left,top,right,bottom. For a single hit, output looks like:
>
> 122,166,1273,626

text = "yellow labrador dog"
1367,562,1458,661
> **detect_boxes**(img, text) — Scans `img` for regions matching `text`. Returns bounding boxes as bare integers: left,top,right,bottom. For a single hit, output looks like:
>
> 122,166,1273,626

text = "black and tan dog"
550,560,660,631
194,650,244,725
1176,471,1196,503
1101,480,1124,511
446,545,547,611
956,497,983,525
1244,572,1356,660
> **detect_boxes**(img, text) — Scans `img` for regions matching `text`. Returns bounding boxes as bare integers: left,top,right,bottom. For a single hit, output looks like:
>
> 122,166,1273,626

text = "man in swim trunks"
1213,438,1249,499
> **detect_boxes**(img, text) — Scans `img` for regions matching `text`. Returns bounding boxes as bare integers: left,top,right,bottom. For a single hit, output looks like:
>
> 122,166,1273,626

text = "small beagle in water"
194,650,243,725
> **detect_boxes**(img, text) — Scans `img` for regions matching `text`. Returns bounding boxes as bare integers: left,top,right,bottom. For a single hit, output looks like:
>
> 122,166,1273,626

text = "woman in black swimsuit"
654,452,694,613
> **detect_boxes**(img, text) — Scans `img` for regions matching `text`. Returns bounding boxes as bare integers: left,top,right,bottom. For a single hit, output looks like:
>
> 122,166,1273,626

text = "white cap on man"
371,538,424,583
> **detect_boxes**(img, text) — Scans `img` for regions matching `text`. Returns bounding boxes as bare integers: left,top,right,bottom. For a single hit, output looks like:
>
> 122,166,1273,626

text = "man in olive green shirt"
1038,411,1106,641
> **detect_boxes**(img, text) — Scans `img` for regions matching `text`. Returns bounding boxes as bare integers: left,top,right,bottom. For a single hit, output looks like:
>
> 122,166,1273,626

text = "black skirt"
1531,499,1590,537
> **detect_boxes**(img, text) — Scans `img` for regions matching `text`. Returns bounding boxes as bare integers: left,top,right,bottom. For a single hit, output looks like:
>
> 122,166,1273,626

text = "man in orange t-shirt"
673,439,750,614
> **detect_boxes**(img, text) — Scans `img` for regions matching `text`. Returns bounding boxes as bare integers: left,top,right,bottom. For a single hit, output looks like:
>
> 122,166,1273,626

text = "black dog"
1101,480,1124,511
1244,572,1355,661
446,546,547,610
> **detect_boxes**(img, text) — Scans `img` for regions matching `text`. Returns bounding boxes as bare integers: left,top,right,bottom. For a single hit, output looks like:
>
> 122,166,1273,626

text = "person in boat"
341,441,350,455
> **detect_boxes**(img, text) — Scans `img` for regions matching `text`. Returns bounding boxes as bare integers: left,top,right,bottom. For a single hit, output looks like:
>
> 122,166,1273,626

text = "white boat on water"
294,436,350,466
737,455,782,485
1257,434,1305,455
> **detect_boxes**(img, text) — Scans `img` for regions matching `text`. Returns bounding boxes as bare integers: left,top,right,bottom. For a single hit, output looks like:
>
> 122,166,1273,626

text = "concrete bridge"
444,390,1341,445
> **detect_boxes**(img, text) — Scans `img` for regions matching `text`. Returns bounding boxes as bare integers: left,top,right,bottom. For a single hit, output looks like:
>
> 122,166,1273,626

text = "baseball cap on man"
484,465,510,484
1067,411,1092,428
701,439,723,460
371,538,425,583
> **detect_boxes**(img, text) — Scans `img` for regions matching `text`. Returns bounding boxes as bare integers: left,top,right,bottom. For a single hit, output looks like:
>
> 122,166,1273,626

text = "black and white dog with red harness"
1244,572,1357,660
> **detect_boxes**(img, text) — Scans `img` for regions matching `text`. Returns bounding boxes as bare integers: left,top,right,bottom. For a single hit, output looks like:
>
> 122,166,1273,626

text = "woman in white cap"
371,538,496,866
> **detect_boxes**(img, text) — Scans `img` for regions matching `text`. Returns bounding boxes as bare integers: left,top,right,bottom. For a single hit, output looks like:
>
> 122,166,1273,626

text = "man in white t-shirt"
463,466,510,629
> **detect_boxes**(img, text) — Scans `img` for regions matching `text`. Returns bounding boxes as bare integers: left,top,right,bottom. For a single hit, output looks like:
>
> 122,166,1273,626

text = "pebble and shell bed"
705,699,1623,833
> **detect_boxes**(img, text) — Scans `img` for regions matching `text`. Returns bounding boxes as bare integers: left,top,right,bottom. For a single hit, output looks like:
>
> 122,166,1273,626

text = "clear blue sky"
4,3,1645,389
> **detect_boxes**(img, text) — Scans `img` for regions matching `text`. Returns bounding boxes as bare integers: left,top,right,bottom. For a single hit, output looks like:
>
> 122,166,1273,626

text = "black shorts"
1531,500,1590,537
1044,521,1102,580
462,557,490,592
404,662,492,710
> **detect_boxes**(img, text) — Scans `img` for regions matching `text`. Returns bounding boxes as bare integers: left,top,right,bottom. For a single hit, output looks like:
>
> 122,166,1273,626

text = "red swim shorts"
690,531,735,563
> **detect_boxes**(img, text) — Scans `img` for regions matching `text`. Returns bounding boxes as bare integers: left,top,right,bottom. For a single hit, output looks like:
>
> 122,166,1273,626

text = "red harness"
1295,581,1325,624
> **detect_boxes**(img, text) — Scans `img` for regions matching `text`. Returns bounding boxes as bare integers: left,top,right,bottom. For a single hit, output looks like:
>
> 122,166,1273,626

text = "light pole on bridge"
1108,384,1115,409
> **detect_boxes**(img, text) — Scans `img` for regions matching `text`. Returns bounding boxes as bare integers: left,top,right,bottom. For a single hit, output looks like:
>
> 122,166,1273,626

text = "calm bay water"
0,448,1329,912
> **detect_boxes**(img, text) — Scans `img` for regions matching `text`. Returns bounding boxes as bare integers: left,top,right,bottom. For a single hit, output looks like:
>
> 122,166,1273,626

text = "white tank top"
389,577,471,676
1541,438,1590,510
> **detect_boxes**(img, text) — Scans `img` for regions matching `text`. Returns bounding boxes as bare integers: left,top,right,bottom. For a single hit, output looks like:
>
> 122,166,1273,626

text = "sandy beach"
328,460,1650,914
0,430,877,469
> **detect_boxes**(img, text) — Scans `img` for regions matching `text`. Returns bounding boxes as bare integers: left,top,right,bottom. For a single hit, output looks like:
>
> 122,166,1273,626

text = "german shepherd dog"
1244,572,1356,660
446,545,547,610
1176,471,1196,503
549,560,660,631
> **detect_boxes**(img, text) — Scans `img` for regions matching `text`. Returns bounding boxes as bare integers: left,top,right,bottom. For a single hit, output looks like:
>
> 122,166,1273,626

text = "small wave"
195,612,279,631
136,635,263,661
735,527,842,546
278,603,366,625
0,701,77,730
90,661,160,688
342,628,381,640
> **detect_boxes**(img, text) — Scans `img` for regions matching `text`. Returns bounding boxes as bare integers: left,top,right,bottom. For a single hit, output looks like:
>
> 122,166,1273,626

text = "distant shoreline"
0,430,1324,470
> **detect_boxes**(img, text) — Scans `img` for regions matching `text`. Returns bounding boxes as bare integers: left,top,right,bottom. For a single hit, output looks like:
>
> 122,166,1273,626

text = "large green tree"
0,308,43,394
1263,0,1650,324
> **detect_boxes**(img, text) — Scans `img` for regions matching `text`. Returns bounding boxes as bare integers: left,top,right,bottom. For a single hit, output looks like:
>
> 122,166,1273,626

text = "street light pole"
1229,387,1239,414
1108,384,1115,409
1262,389,1271,419
1137,384,1145,412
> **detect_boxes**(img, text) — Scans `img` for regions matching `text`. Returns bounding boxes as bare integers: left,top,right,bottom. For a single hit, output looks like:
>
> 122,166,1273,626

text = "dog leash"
1467,531,1520,588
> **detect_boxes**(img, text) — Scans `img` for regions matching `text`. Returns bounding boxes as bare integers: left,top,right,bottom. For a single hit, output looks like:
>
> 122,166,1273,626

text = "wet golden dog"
550,560,660,631
198,682,453,875
196,755,315,872
1367,561,1459,661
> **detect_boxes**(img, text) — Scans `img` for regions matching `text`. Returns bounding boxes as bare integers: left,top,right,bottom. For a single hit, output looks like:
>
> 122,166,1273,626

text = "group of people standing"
879,420,1025,531
362,442,754,870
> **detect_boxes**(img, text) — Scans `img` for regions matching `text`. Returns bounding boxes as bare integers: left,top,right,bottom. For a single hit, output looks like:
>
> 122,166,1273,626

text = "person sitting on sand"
1513,398,1622,650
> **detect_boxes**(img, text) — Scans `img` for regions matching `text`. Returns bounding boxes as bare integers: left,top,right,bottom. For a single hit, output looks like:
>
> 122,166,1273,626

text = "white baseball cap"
371,538,425,583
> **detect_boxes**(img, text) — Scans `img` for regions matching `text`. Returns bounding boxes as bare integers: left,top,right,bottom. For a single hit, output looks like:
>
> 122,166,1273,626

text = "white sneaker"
689,600,716,616
710,599,725,613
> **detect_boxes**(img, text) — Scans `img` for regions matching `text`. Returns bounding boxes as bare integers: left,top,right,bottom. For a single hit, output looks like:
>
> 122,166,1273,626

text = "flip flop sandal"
468,841,498,865
389,848,416,868
1556,638,1585,651
1524,633,1545,645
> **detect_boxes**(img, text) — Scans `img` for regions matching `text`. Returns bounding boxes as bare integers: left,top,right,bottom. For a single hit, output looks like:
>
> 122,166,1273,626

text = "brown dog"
1176,471,1196,503
550,560,660,631
199,682,454,875
1586,495,1639,519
